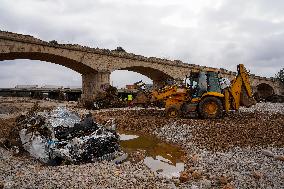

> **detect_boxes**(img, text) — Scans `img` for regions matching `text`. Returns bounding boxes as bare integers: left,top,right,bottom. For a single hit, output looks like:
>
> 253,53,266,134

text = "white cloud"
0,0,284,88
110,70,152,88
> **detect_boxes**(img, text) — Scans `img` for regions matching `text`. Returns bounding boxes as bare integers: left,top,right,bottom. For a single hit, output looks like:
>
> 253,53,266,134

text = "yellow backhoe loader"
151,64,256,119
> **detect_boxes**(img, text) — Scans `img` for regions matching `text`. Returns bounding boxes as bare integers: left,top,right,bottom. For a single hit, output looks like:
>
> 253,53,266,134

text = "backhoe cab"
151,64,255,119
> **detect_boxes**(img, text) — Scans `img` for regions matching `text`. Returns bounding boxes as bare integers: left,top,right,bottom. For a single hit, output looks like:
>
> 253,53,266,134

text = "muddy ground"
0,97,283,188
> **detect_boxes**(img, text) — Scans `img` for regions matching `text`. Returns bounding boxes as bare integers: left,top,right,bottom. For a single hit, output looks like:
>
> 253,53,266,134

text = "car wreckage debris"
18,106,120,165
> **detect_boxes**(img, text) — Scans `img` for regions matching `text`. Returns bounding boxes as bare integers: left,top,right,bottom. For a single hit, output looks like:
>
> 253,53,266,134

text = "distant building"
41,85,63,89
126,85,136,90
15,85,38,89
64,86,82,90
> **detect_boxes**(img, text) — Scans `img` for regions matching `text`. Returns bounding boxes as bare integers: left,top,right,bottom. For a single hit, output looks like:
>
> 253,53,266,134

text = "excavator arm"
224,64,256,112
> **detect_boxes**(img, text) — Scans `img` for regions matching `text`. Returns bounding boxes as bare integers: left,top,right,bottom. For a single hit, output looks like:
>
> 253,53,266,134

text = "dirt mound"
0,117,22,149
0,104,20,114
95,109,166,134
0,118,16,138
95,109,164,117
191,112,284,151
95,109,284,151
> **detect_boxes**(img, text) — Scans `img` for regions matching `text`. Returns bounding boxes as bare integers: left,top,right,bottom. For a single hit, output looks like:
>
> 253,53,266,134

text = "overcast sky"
0,0,284,88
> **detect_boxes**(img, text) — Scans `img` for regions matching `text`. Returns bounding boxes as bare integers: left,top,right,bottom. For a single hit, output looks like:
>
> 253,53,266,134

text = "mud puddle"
118,132,185,178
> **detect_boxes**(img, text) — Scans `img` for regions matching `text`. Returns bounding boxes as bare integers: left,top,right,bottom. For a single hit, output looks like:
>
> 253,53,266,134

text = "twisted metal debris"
18,106,120,165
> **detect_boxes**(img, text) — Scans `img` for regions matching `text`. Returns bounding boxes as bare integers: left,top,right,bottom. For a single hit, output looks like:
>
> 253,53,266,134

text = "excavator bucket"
240,85,256,107
225,64,256,111
238,64,256,107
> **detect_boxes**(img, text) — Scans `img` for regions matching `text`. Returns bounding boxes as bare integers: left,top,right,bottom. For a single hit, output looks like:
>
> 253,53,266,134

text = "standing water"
118,132,185,178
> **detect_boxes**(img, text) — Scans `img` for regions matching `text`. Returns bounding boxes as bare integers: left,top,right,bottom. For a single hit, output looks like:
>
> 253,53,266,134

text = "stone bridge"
0,31,283,101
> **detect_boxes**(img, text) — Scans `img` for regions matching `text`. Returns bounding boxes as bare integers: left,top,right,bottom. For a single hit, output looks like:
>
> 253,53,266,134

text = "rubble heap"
94,85,126,109
18,107,120,165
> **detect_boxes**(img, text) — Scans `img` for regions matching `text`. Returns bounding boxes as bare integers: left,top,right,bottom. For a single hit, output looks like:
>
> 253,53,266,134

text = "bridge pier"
81,71,110,101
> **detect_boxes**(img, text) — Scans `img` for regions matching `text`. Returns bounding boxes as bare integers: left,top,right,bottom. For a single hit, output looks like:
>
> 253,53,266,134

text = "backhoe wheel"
166,107,180,118
198,97,223,119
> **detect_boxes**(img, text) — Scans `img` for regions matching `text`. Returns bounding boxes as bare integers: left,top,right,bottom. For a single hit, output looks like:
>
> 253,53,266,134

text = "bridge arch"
0,50,102,101
0,51,96,74
254,83,275,101
119,66,174,88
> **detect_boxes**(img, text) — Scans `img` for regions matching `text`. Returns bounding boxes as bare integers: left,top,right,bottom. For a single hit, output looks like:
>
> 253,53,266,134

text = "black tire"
165,106,180,118
198,97,223,119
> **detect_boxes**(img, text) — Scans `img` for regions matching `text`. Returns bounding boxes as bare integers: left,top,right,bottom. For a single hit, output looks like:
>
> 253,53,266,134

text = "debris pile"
18,107,120,165
93,85,126,109
132,91,151,107
131,80,152,107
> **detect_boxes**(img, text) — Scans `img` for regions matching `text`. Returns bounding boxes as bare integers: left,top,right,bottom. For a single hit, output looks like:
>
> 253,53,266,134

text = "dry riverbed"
0,97,283,188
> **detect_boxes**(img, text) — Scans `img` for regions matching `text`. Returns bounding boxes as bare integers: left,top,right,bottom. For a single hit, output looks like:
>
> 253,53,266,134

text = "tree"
275,68,284,84
115,46,126,52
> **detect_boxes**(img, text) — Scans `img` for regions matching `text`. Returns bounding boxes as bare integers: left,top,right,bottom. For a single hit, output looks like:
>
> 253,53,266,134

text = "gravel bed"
1,100,284,189
154,103,284,188
0,148,176,189
239,102,284,114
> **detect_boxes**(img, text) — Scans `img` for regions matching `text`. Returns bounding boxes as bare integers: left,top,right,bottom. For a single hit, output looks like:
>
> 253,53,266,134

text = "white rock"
191,184,199,189
262,150,274,157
